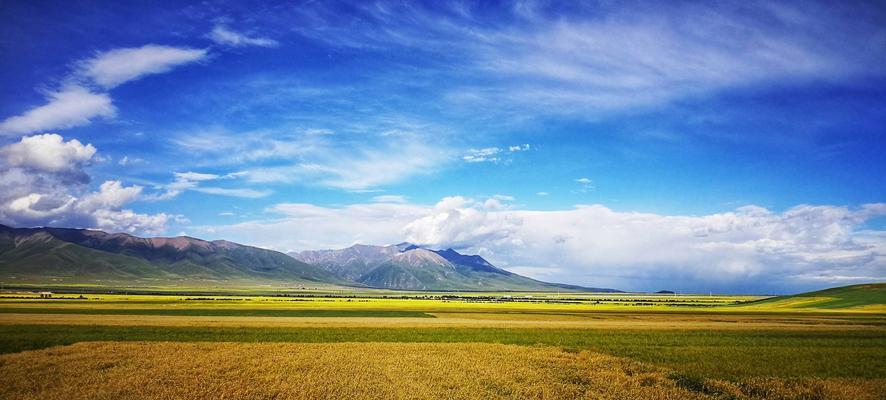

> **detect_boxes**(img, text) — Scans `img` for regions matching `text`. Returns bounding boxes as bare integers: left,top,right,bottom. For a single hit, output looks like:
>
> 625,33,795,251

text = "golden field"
1,341,882,400
0,286,882,399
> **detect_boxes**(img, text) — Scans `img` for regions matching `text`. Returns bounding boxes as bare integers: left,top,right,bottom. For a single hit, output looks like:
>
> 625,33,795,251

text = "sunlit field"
2,342,883,400
0,285,883,399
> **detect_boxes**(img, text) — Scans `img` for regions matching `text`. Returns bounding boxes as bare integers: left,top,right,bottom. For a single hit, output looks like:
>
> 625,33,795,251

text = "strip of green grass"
0,325,882,380
0,308,434,318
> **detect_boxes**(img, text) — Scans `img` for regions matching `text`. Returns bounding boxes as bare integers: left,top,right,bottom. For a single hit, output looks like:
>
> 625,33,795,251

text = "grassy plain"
0,283,883,399
2,342,883,400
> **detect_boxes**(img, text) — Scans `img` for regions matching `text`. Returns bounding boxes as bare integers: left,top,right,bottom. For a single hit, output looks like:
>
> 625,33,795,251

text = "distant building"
39,292,52,298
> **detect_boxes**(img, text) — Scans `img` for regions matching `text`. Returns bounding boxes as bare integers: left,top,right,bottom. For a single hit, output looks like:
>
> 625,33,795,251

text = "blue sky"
1,0,884,293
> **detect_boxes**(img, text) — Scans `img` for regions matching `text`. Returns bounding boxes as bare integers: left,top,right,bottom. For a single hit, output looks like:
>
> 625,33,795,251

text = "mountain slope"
0,225,346,286
0,231,172,281
293,244,400,281
293,243,618,292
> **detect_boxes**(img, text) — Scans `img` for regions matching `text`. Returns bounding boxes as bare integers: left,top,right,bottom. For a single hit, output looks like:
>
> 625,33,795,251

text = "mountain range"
293,244,607,291
0,224,615,291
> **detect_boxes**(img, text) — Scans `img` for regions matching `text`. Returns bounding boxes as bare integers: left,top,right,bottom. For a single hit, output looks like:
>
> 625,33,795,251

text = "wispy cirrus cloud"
0,87,115,136
462,147,502,163
463,144,531,163
171,124,453,191
574,178,594,192
292,1,886,117
78,44,208,89
208,25,278,48
151,171,269,200
0,44,208,136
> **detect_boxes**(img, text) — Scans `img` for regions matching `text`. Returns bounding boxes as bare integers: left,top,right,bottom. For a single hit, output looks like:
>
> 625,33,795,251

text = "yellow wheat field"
0,342,882,400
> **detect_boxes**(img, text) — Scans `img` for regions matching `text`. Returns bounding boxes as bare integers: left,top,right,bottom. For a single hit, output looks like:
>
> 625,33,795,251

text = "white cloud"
373,195,407,203
463,147,501,163
0,133,96,173
198,202,430,251
199,196,886,293
464,145,531,163
118,156,146,166
152,170,271,199
0,87,114,136
192,187,271,199
0,179,172,236
79,44,208,88
77,180,142,211
208,25,279,48
1,44,208,136
536,192,549,196
175,171,223,181
0,134,175,235
174,128,451,191
574,178,594,192
404,196,521,248
295,2,886,117
404,201,886,292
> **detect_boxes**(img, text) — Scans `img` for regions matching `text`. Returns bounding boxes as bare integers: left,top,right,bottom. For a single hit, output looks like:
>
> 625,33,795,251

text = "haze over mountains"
0,224,614,291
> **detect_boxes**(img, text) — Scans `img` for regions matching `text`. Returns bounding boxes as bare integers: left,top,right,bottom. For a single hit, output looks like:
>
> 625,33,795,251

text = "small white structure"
38,291,52,299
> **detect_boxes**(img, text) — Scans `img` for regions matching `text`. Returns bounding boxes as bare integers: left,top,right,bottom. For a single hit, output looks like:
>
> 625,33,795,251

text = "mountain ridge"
292,243,618,292
0,224,618,292
0,224,345,286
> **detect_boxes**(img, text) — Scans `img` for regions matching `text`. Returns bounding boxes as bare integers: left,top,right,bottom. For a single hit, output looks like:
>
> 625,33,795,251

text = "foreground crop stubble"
0,342,883,400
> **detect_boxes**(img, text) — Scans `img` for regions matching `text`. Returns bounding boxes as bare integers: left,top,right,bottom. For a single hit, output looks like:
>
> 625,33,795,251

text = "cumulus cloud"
79,44,208,88
405,196,522,248
0,87,115,136
199,196,886,293
208,25,279,48
0,133,95,174
405,201,886,293
76,180,141,211
0,134,175,234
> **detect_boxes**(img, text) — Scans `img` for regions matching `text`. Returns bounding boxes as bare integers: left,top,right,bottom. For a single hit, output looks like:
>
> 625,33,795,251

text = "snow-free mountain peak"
291,242,618,292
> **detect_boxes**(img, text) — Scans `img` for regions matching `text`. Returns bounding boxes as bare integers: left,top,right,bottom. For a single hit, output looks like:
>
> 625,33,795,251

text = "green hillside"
740,283,885,312
0,225,348,287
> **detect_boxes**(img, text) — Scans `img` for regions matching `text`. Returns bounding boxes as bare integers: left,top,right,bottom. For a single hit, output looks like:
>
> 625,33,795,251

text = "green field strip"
0,308,434,318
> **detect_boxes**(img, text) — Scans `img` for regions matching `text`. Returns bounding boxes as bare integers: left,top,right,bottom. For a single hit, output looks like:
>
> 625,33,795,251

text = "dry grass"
0,342,882,400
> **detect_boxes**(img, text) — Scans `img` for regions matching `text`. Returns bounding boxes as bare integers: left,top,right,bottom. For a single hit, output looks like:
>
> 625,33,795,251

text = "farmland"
0,284,883,399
